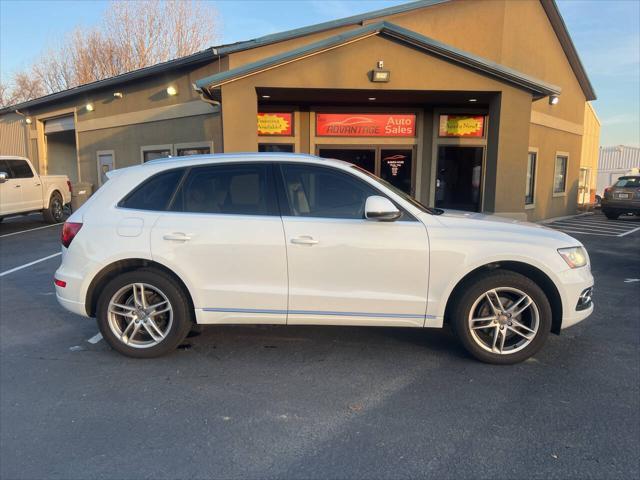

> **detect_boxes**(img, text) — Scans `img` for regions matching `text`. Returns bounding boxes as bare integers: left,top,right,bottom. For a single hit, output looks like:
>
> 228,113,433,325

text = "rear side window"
171,163,277,216
6,160,33,178
120,169,184,211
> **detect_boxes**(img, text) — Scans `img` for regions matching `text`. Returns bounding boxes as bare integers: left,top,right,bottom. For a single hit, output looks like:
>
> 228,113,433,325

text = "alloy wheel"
467,287,540,355
107,283,173,349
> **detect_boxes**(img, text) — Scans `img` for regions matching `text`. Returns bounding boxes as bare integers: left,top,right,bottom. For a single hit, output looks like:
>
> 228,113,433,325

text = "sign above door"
438,115,485,138
316,113,416,137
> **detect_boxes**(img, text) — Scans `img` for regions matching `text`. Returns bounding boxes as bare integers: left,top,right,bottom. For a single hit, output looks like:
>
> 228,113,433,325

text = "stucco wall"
0,113,28,158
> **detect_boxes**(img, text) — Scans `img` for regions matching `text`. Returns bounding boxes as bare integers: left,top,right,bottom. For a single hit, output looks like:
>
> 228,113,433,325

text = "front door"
0,159,22,215
150,163,288,324
278,163,429,327
435,146,484,211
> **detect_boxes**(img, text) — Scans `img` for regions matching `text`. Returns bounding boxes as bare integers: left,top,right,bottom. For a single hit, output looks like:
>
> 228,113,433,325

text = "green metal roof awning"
195,21,561,100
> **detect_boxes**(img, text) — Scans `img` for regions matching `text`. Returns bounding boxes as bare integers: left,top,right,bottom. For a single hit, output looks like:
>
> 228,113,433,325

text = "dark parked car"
601,175,640,219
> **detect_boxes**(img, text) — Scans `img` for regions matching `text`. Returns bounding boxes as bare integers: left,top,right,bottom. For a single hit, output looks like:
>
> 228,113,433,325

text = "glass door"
380,149,413,195
317,148,376,174
435,146,484,211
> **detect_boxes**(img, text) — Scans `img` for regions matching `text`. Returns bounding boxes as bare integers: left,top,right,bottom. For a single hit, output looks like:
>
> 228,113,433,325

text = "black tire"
96,268,194,358
42,192,64,223
602,209,619,220
449,271,552,365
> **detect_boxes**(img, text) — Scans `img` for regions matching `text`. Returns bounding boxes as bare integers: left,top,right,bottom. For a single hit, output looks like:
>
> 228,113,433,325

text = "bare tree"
2,0,219,107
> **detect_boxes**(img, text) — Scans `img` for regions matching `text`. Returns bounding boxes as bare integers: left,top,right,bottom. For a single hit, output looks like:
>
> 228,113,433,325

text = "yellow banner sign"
439,115,485,137
257,113,293,136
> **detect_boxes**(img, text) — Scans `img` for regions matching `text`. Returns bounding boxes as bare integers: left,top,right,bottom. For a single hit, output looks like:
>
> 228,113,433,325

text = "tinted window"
171,164,277,216
554,156,568,193
281,164,378,219
258,144,294,153
6,160,33,178
143,150,171,162
120,169,184,211
0,160,13,178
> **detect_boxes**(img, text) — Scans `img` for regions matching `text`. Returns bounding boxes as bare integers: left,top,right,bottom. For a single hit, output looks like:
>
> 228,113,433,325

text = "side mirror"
0,171,8,184
365,195,402,222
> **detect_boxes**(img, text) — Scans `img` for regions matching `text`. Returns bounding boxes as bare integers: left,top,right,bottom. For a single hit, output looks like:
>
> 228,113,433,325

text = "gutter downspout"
193,85,222,153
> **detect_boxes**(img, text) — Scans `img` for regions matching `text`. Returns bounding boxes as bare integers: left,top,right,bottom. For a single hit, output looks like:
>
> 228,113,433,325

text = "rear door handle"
163,232,192,242
290,235,318,245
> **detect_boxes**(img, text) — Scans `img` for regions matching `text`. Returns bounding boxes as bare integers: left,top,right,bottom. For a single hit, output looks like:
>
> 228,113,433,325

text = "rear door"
0,159,23,215
277,163,429,327
150,162,288,324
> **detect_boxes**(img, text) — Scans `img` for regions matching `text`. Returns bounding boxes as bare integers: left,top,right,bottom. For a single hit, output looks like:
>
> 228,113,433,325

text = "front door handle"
290,235,318,245
163,232,192,242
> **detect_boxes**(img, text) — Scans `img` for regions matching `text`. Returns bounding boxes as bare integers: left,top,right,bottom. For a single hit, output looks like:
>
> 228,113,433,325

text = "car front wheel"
450,271,551,364
96,269,193,358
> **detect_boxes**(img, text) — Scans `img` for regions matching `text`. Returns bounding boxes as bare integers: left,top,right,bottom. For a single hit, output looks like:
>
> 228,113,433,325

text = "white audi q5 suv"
55,154,593,364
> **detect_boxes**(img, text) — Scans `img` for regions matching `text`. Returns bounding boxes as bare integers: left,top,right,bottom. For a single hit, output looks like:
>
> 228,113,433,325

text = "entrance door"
578,167,590,204
317,148,375,173
435,146,484,211
381,149,413,195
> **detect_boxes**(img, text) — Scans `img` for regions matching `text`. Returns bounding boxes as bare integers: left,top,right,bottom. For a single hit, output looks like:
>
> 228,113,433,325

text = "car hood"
429,210,581,247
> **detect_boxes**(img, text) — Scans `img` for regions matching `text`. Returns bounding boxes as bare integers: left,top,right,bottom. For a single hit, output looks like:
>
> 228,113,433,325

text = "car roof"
0,156,28,161
142,153,352,169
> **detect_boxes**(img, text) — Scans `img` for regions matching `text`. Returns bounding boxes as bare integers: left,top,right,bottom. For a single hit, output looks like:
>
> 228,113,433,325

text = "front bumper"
557,265,594,330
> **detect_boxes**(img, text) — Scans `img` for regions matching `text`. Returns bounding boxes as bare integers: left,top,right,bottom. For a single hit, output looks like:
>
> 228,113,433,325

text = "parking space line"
619,226,640,237
0,252,62,277
550,222,633,232
0,223,62,239
549,229,618,237
87,333,103,344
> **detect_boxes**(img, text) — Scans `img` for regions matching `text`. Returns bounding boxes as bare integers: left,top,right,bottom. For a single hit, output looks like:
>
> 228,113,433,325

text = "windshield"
351,165,443,215
614,177,640,188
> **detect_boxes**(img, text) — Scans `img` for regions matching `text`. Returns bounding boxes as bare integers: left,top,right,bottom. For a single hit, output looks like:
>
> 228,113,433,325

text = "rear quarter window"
119,169,185,211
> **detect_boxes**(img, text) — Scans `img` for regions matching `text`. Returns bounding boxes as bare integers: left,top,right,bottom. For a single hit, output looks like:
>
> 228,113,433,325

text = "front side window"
525,152,537,205
554,155,568,194
280,164,378,219
120,169,185,211
6,160,33,178
171,164,277,216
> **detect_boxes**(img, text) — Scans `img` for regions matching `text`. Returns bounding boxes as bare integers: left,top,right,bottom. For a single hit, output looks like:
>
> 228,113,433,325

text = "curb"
538,212,593,224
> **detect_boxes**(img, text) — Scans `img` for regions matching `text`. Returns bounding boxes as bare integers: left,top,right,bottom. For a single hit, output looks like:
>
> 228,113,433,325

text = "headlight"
558,246,588,268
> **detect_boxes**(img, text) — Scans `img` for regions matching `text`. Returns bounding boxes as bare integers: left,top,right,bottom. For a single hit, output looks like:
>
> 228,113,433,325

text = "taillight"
54,278,67,288
61,222,83,248
604,187,612,199
67,180,73,193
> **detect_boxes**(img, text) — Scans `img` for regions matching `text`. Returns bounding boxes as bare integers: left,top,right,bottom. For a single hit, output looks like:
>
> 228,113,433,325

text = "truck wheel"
43,192,64,223
450,271,551,365
602,209,619,220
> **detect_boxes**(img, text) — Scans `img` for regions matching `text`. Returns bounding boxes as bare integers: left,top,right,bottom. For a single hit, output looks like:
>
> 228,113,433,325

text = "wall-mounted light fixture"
370,61,390,83
166,86,178,96
113,92,123,99
25,117,32,124
549,95,560,105
85,103,94,112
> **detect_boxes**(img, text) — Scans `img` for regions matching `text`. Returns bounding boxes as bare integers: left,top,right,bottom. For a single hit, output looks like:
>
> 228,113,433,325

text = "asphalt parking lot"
1,212,638,480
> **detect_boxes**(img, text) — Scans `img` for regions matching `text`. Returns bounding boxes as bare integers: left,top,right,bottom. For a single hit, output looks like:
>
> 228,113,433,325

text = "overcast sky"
1,0,638,147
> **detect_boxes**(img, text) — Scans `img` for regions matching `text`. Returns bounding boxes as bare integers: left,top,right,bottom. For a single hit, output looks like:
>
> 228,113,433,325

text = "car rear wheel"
96,269,193,358
450,271,551,364
602,209,619,220
43,192,64,223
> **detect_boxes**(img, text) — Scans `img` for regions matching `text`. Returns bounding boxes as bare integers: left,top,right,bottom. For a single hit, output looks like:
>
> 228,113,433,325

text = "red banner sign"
258,112,293,136
438,115,485,138
316,113,416,137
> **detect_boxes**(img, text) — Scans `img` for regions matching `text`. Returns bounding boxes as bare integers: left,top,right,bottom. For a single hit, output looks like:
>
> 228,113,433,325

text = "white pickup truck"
0,156,72,224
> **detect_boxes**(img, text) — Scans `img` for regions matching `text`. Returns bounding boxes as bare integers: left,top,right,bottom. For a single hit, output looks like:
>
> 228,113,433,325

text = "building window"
525,151,536,205
258,144,294,153
176,147,210,156
142,145,173,163
553,154,568,194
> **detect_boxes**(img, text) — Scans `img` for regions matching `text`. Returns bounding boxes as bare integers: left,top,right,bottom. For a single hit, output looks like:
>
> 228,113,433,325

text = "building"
578,102,601,205
596,145,640,199
0,0,598,220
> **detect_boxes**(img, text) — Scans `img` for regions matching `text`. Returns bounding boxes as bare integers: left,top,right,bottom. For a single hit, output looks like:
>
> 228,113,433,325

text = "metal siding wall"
0,113,27,156
598,146,640,172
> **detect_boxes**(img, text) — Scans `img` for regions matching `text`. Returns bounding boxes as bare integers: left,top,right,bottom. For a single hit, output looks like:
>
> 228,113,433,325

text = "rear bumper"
601,199,640,212
55,293,88,317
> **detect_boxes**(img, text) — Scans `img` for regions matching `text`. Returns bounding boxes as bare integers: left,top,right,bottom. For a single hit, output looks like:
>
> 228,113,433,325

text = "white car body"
55,154,593,339
0,156,71,218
